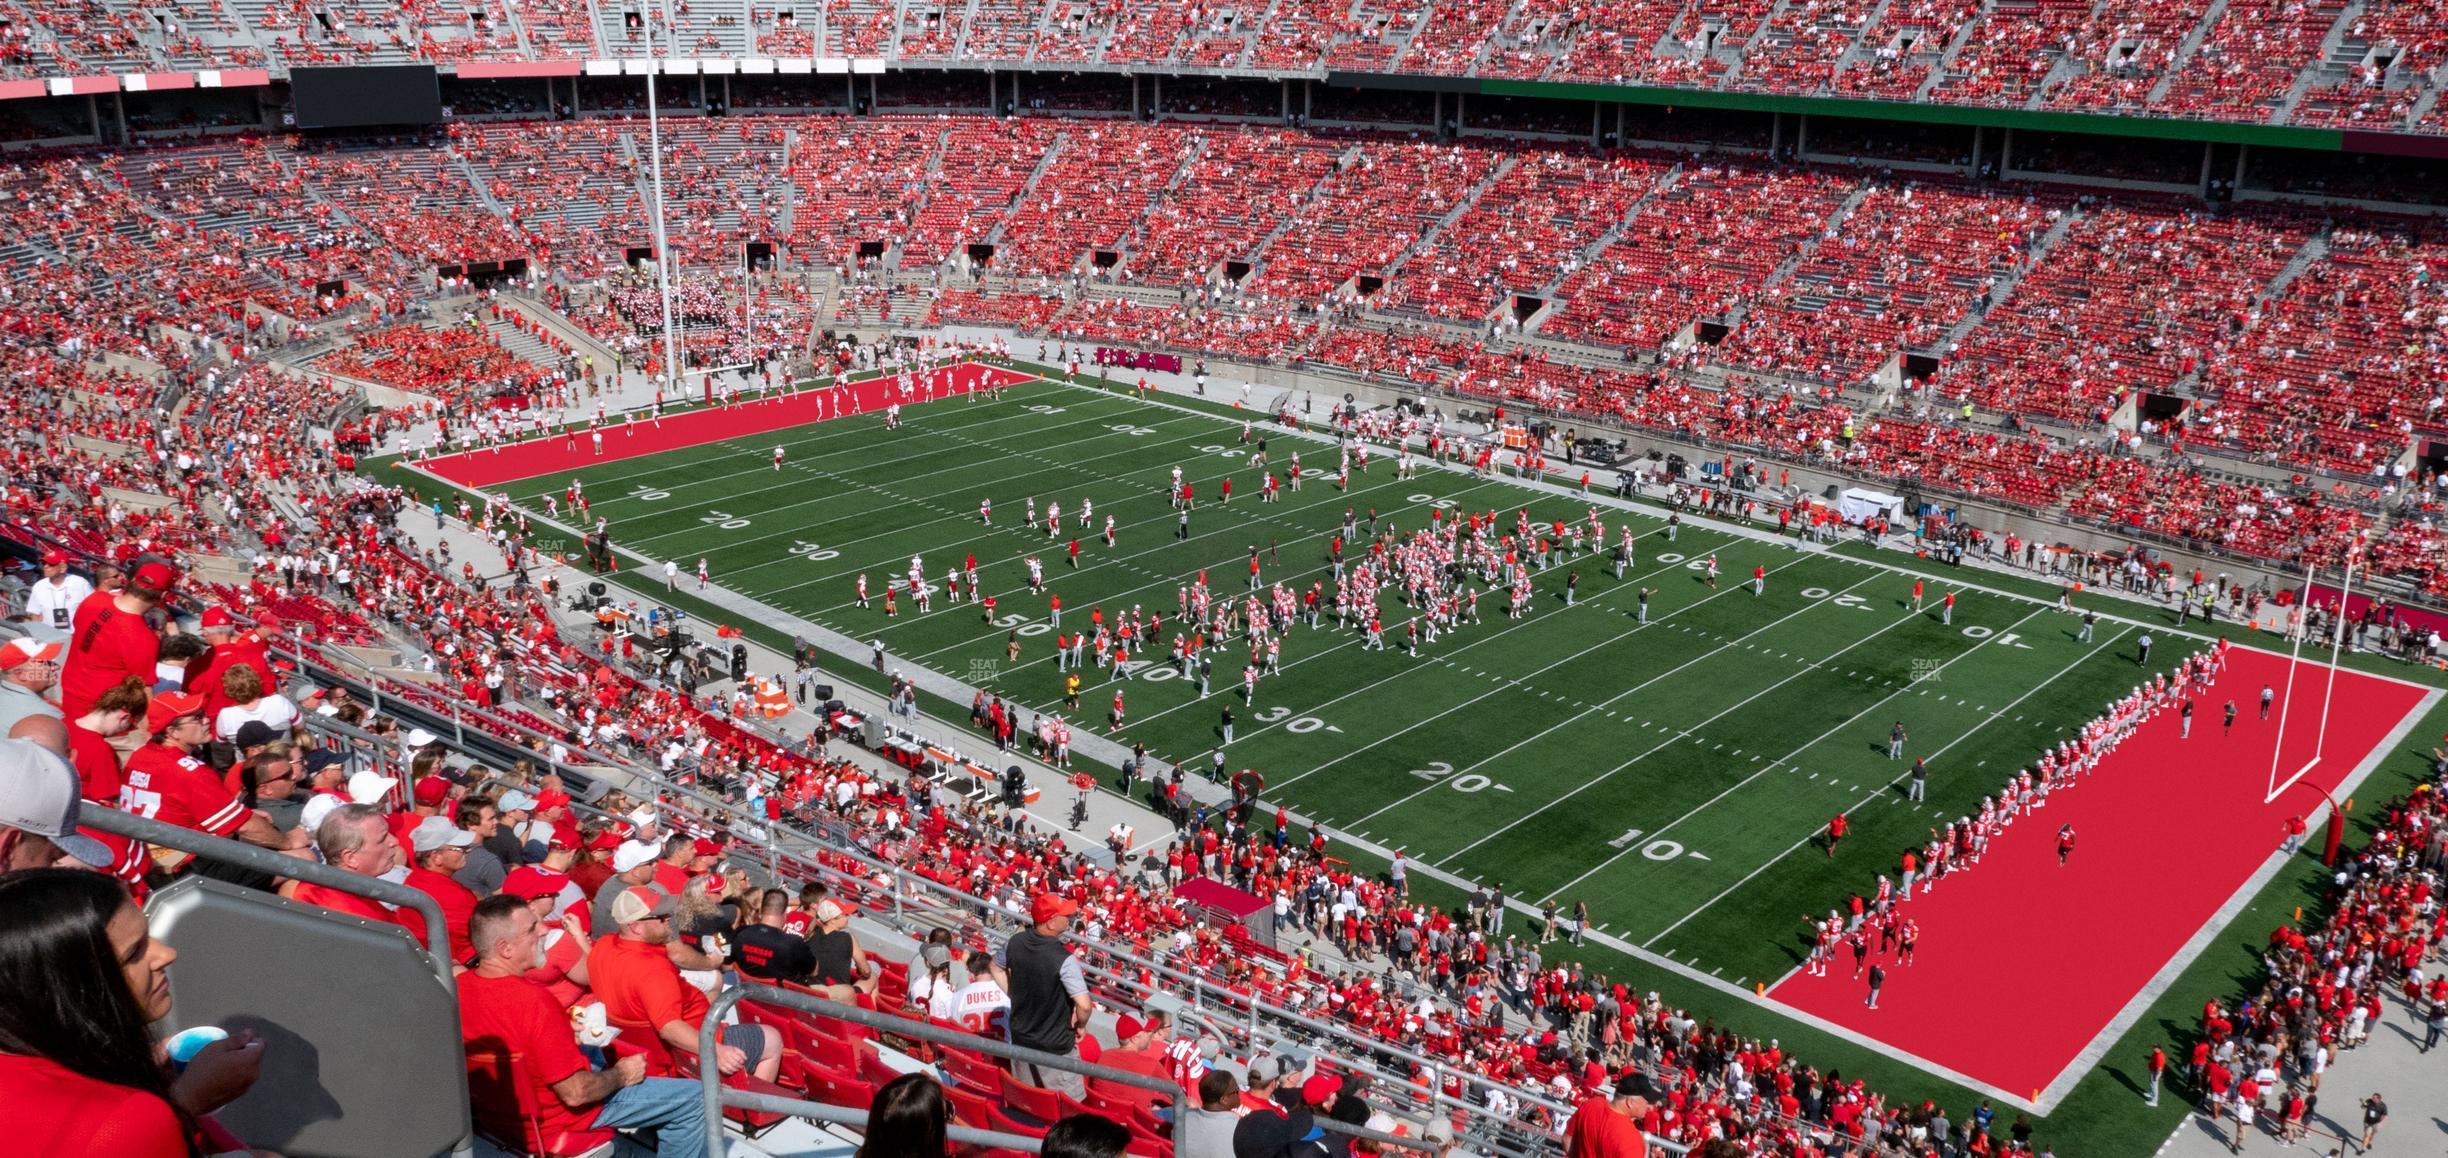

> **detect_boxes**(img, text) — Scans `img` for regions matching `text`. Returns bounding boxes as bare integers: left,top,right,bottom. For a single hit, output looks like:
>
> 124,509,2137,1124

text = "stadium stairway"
483,314,567,369
1931,203,2087,353
2145,0,2239,107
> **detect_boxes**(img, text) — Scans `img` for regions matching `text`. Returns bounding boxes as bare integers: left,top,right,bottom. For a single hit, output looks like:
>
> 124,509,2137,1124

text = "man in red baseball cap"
1091,1009,1175,1114
119,690,291,872
993,892,1092,1096
59,557,176,717
502,826,587,922
16,548,92,641
411,775,455,816
185,607,277,720
0,637,64,734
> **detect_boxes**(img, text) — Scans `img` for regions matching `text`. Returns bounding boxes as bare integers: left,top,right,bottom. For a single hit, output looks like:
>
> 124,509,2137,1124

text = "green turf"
378,369,2448,1155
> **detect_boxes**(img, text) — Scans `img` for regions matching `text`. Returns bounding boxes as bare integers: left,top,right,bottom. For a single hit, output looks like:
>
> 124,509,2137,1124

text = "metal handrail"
303,574,1583,1143
79,804,458,995
273,637,653,785
700,984,1433,1158
450,731,1566,1155
437,718,1571,1154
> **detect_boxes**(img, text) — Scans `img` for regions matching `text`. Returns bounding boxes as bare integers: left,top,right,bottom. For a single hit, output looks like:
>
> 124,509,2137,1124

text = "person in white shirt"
18,550,94,641
213,664,300,742
950,949,1011,1036
911,941,958,1020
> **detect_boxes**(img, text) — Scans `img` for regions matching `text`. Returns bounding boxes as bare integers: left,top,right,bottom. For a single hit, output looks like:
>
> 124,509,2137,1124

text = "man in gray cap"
0,736,114,871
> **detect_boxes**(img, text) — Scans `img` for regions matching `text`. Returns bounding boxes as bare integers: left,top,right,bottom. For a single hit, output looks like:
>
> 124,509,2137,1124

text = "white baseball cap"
611,838,661,874
0,739,111,868
347,770,399,804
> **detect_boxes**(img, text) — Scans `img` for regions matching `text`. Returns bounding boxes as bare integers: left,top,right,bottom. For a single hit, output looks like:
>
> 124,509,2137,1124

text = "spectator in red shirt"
182,609,275,722
1090,1010,1176,1114
404,817,482,963
569,831,621,900
57,677,153,889
648,834,697,896
500,827,587,921
584,885,781,1082
291,803,413,931
59,561,174,719
459,894,707,1157
0,870,267,1157
118,692,292,871
65,676,148,803
1565,1071,1657,1158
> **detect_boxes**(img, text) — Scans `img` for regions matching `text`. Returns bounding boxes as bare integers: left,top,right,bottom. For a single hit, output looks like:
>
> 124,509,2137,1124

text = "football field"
405,364,2439,1124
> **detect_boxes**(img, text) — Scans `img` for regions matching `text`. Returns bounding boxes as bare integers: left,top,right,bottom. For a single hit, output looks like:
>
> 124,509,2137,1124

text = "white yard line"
882,472,1507,667
757,436,1435,621
410,365,2448,1116
612,404,1218,548
1644,624,2128,948
557,389,1147,508
1262,553,1850,795
1535,603,2053,904
1104,527,1771,738
1346,571,1895,829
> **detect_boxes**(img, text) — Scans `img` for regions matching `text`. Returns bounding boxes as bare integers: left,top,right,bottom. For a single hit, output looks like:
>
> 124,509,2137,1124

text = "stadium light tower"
642,0,686,403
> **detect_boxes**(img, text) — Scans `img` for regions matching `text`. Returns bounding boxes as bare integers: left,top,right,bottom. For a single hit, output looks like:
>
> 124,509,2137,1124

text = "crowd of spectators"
0,0,2437,133
1928,203,2310,422
1380,149,1661,321
1540,165,1855,352
2,96,2448,1146
4,119,2448,600
1716,181,2058,384
318,319,553,406
1126,128,1344,288
2192,763,2446,1150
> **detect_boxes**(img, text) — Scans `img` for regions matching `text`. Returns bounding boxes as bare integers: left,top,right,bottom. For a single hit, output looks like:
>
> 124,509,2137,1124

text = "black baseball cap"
1613,1071,1664,1101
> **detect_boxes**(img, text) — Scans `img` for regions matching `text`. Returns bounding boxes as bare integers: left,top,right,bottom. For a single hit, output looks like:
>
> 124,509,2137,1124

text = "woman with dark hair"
1041,1113,1131,1158
857,1071,951,1158
0,869,272,1156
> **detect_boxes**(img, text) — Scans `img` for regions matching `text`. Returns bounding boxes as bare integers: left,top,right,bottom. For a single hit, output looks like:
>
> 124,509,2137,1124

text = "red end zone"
1768,644,2432,1101
416,363,1038,490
